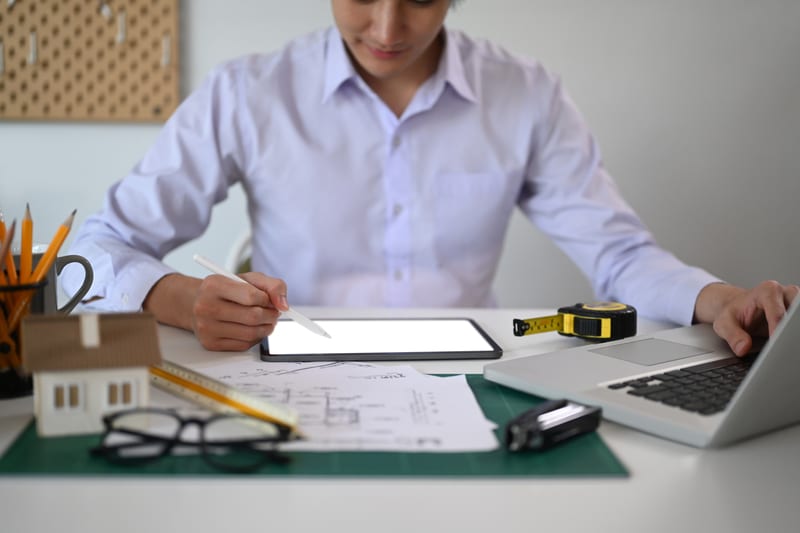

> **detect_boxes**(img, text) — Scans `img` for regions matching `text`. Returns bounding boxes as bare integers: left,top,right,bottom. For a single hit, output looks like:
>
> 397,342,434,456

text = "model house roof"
22,312,162,373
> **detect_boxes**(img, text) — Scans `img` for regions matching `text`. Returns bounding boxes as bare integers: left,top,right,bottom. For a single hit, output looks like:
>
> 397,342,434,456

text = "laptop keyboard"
607,355,757,415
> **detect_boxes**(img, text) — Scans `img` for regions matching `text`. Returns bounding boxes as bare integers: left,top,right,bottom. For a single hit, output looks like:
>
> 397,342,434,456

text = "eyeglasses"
89,408,294,473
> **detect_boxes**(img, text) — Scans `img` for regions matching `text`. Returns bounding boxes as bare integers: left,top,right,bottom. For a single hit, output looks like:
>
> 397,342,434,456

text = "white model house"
21,312,162,437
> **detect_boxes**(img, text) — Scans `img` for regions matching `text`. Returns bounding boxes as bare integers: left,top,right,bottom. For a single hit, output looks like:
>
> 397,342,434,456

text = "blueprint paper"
198,360,499,452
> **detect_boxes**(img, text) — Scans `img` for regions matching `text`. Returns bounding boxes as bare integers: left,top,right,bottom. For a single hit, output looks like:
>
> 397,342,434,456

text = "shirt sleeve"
61,67,242,311
519,77,720,326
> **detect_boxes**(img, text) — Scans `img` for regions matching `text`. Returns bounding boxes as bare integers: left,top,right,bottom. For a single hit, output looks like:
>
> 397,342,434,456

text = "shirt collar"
437,29,477,103
322,28,358,103
322,27,477,105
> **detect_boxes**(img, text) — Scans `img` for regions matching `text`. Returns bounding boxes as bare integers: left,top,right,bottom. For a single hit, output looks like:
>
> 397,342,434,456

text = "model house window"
53,383,84,411
107,380,136,407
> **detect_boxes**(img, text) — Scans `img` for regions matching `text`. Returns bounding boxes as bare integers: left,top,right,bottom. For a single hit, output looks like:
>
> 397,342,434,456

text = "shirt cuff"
105,259,176,312
664,270,723,326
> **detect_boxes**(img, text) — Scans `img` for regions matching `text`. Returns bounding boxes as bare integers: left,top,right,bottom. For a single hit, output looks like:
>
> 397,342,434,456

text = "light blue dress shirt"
64,27,719,325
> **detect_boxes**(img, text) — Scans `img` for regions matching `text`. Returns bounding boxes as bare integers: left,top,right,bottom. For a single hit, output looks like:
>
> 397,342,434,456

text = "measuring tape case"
557,302,637,341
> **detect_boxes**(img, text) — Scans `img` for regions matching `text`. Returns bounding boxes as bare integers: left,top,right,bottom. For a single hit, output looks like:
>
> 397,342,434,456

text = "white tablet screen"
260,318,502,361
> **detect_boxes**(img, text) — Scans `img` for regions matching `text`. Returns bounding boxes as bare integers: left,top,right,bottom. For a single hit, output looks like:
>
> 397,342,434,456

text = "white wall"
1,1,798,309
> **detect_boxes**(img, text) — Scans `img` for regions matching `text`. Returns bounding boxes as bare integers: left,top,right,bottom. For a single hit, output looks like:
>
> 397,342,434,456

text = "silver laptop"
484,297,800,448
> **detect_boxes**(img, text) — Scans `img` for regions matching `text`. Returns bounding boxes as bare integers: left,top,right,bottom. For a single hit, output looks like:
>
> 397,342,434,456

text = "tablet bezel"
259,317,503,362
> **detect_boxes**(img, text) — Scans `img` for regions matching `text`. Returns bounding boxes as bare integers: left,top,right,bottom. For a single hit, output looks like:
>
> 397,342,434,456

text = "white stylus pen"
193,254,331,339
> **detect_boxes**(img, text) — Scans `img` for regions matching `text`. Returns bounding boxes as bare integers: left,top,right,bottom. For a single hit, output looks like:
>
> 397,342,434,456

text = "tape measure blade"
517,314,564,335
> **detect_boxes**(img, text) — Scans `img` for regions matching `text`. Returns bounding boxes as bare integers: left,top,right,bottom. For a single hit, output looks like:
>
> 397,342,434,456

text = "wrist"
143,273,201,331
693,282,746,325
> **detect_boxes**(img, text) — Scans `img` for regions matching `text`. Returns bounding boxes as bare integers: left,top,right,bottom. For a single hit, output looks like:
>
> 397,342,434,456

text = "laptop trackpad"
589,338,712,366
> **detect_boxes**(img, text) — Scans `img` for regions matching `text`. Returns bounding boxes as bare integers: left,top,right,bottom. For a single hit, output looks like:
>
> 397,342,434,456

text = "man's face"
332,0,450,85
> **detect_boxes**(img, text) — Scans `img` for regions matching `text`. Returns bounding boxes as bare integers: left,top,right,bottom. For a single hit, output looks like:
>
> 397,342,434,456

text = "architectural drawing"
200,361,498,452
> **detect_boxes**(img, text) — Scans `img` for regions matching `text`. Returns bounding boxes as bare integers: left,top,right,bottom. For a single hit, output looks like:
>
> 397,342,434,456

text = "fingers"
240,272,290,311
753,280,795,336
195,321,278,352
191,273,288,351
785,283,800,307
713,280,799,357
193,305,281,351
201,274,272,307
713,314,752,357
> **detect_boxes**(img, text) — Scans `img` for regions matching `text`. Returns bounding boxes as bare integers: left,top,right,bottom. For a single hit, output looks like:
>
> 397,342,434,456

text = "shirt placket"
382,120,413,306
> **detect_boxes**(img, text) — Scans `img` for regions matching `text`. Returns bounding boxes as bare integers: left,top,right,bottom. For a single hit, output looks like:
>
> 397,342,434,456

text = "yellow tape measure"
513,302,637,342
149,360,300,434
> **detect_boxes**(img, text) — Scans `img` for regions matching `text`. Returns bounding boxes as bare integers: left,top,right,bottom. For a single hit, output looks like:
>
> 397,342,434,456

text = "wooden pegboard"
0,0,180,122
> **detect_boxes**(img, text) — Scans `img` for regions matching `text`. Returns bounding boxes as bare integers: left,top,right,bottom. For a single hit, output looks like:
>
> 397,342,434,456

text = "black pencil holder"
0,280,47,399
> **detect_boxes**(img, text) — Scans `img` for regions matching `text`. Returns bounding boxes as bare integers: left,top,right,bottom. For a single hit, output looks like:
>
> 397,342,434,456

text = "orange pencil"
0,220,17,362
8,210,76,332
0,219,16,288
20,203,33,284
30,209,76,283
0,211,18,286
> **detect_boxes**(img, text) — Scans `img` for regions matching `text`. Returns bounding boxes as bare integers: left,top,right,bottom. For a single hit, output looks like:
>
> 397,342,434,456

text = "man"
65,0,798,353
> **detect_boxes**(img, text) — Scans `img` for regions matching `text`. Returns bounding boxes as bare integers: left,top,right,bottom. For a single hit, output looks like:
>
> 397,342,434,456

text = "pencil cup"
0,255,91,398
14,252,94,315
0,281,45,398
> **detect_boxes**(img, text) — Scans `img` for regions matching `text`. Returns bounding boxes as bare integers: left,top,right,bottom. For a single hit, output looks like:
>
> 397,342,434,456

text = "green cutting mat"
0,375,627,477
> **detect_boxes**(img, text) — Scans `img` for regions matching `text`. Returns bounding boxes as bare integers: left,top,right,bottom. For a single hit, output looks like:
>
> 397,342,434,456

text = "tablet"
260,318,503,362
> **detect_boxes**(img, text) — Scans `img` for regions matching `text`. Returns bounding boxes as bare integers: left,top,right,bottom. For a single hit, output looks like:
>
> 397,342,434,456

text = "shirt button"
392,204,403,217
394,269,403,281
392,137,401,150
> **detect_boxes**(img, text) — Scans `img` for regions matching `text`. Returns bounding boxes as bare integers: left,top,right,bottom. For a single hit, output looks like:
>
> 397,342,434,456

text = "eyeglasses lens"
105,410,181,459
203,416,284,471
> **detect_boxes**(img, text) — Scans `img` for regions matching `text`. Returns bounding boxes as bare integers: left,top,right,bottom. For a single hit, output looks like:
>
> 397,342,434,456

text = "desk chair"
225,232,252,274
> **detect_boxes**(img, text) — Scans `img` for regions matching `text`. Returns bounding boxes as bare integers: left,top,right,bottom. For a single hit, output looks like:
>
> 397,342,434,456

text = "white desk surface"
2,307,799,533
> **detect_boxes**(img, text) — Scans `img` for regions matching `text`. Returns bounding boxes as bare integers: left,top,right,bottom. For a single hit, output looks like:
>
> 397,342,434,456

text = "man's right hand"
143,271,291,351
